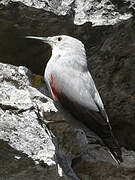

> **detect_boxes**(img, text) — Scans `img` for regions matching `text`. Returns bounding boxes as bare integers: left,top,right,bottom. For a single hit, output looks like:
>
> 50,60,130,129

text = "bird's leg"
34,103,66,129
34,103,55,138
34,104,48,128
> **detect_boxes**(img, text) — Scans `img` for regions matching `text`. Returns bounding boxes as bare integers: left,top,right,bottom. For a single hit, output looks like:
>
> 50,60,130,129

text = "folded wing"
50,69,123,164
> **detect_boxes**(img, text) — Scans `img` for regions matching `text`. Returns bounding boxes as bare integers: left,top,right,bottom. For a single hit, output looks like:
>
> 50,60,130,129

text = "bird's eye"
58,37,62,41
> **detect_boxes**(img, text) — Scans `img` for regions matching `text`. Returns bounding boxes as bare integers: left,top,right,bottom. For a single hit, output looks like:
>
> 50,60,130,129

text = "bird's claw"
34,103,66,128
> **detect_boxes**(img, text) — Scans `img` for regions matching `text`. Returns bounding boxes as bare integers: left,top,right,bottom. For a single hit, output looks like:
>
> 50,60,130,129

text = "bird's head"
25,35,85,53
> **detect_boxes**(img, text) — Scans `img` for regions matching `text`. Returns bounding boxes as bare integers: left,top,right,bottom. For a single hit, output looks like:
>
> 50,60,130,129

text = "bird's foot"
34,103,55,138
34,103,66,128
34,105,50,128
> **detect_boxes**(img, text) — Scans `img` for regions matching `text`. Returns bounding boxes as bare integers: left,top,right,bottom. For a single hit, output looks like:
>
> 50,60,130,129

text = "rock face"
0,62,135,180
0,63,60,179
0,0,133,26
87,18,135,150
0,1,135,179
0,2,135,150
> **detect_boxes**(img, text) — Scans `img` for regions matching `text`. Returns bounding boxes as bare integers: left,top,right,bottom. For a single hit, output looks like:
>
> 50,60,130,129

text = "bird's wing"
49,67,122,164
50,66,108,124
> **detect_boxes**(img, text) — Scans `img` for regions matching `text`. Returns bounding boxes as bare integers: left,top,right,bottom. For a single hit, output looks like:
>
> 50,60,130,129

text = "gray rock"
0,63,61,179
0,62,135,180
0,0,133,26
0,1,135,179
87,17,135,150
0,2,134,150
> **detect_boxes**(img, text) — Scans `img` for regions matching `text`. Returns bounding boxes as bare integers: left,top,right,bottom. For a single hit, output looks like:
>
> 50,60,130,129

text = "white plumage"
26,35,123,164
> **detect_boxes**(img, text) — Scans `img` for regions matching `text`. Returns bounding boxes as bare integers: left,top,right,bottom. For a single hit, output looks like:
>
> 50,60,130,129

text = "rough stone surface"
0,0,133,26
0,63,135,180
0,2,135,150
87,18,135,150
0,63,61,179
0,1,135,179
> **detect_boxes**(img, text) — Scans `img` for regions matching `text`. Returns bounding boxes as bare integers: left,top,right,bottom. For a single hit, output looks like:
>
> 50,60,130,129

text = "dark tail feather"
102,135,123,164
58,93,123,164
85,110,123,164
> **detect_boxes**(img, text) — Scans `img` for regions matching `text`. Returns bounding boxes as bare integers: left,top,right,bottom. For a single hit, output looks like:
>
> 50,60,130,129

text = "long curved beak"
25,36,49,43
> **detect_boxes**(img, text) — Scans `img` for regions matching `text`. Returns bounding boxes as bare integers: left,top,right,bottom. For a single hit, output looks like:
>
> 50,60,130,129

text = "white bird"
26,35,123,164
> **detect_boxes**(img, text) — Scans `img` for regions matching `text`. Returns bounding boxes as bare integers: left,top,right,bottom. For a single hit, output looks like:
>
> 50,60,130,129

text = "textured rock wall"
0,2,134,149
0,1,135,179
0,0,133,26
86,18,135,149
0,63,135,180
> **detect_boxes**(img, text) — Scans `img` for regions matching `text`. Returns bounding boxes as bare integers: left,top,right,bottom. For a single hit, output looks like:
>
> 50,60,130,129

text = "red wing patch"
50,74,59,100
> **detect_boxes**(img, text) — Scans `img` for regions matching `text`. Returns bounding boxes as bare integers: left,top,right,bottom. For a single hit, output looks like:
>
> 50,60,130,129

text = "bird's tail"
88,110,123,164
102,134,123,164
